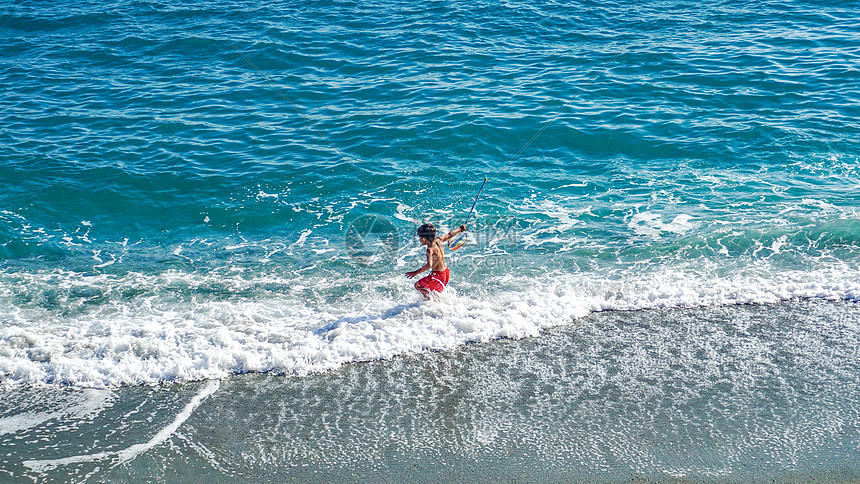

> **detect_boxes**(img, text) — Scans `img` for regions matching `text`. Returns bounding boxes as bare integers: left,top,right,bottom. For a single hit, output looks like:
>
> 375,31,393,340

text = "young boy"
406,223,467,299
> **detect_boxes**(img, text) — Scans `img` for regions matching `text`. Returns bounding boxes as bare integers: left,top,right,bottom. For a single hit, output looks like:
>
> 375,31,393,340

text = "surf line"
23,379,221,474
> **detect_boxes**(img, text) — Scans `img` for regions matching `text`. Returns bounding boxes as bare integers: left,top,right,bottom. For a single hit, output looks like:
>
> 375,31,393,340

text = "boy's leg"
414,280,431,300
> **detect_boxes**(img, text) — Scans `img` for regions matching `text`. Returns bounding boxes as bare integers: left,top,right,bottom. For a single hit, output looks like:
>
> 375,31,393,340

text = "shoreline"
2,299,857,482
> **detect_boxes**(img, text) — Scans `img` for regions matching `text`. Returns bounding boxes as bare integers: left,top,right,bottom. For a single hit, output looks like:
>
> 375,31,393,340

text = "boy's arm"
437,225,467,243
406,248,433,278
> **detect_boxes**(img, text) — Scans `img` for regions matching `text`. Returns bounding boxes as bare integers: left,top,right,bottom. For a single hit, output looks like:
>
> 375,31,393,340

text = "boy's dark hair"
417,223,436,242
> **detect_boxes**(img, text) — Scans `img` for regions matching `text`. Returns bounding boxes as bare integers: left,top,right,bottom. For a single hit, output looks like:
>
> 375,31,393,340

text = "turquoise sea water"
1,0,859,481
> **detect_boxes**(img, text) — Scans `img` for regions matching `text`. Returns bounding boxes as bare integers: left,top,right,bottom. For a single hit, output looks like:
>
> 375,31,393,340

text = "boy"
406,223,467,299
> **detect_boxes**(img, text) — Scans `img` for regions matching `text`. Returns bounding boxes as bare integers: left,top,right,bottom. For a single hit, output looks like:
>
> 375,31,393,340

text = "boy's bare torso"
427,241,446,272
406,224,465,299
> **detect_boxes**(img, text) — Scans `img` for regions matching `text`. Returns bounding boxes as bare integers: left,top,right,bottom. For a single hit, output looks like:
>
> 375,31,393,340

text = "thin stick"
462,177,488,226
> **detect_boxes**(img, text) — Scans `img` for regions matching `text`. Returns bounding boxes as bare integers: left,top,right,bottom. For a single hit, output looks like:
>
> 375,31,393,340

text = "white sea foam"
0,262,858,389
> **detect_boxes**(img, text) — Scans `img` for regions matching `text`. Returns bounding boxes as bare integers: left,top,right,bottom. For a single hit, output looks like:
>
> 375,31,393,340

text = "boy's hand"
460,224,467,232
406,270,419,279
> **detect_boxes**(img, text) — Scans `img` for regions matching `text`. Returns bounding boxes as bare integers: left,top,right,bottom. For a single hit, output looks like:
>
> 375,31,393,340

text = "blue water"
0,0,859,480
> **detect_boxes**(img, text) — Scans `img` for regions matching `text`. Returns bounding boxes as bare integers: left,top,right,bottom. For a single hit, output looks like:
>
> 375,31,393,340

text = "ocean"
1,0,858,481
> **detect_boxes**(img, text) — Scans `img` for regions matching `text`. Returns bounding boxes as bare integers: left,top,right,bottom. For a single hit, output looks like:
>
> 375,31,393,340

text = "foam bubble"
628,212,698,238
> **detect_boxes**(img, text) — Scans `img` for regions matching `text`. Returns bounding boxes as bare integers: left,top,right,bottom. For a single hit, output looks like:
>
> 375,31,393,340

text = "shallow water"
2,301,858,482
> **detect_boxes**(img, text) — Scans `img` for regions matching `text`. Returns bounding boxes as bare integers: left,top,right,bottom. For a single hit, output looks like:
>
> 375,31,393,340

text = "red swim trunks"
417,267,450,293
